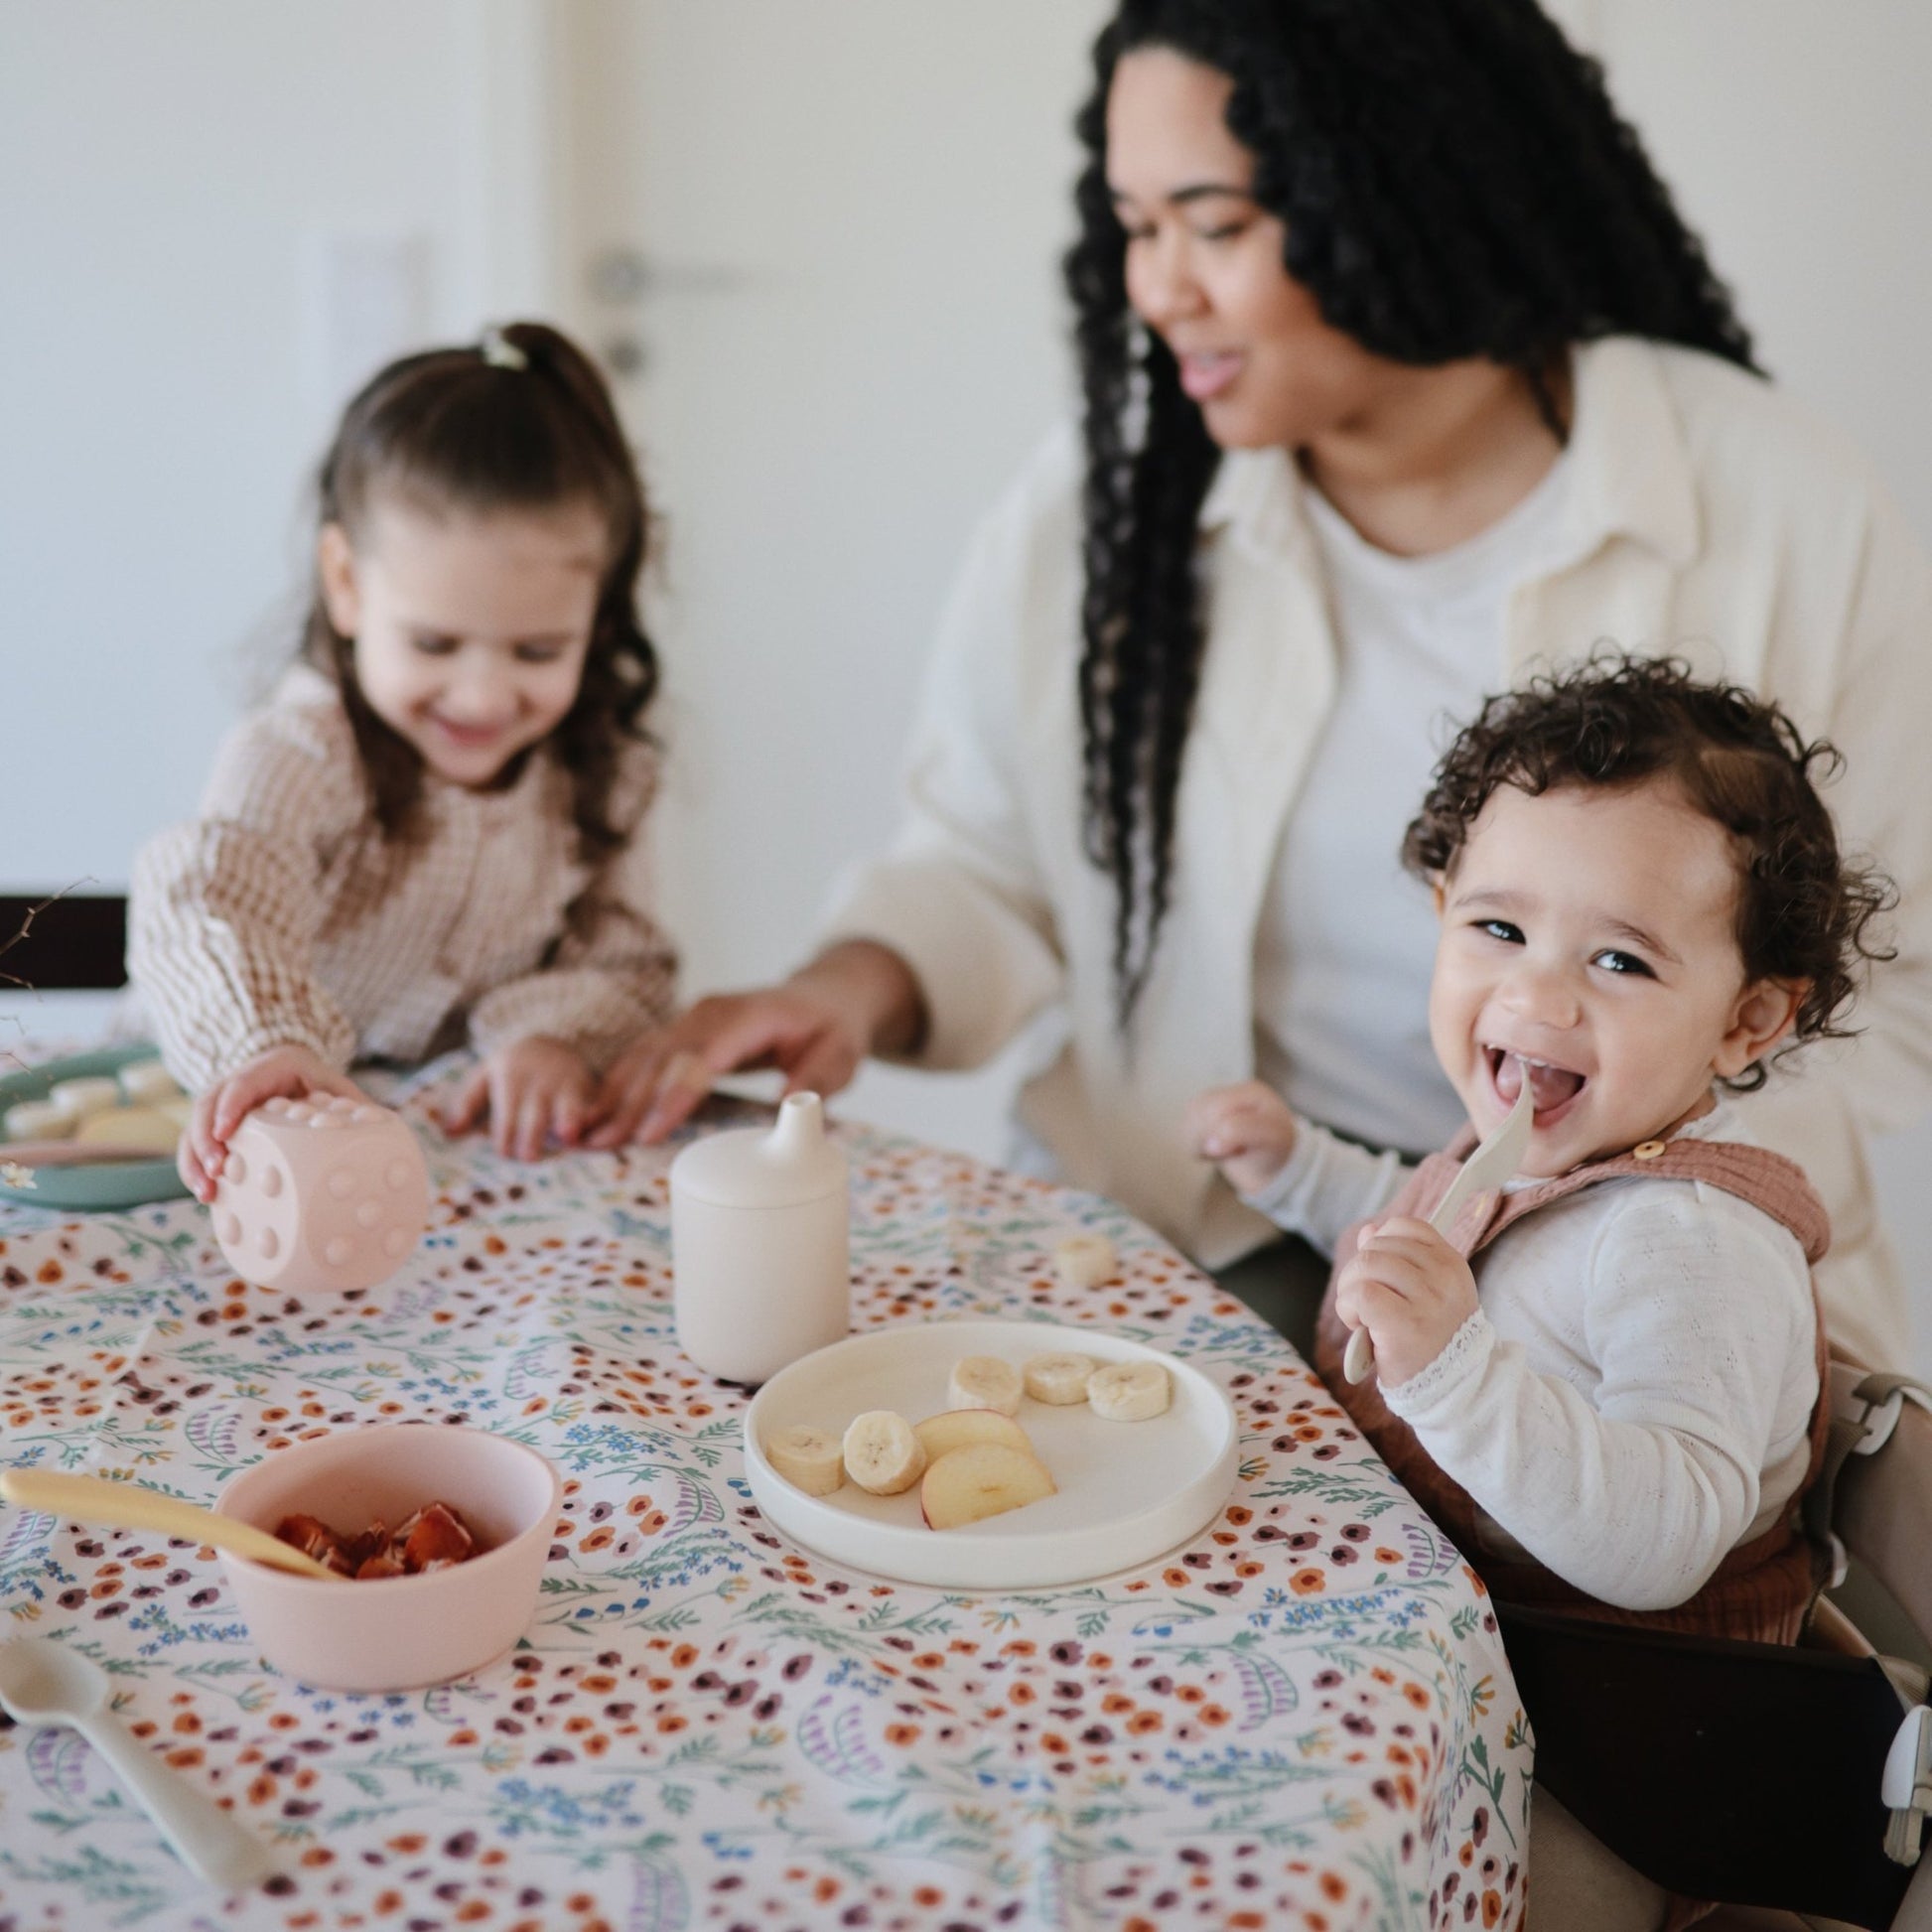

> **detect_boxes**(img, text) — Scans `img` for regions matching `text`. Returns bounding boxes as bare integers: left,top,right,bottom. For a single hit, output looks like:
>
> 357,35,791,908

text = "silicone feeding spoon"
1342,1061,1537,1385
0,1468,338,1580
0,1637,274,1888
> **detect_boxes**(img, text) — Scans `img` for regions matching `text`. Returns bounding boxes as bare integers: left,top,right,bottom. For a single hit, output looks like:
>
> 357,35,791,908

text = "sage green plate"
0,1043,191,1210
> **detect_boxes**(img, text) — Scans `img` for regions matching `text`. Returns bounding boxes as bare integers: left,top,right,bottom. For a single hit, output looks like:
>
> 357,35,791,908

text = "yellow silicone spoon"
0,1467,339,1581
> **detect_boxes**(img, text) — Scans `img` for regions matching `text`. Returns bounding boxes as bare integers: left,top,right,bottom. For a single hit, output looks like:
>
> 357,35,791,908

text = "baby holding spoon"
1188,656,1891,1640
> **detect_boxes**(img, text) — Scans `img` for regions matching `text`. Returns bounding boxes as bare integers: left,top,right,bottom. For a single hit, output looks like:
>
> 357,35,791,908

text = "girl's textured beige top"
130,666,676,1091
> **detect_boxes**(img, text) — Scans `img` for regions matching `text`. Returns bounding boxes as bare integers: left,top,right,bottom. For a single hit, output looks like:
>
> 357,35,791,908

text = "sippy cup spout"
668,1090,843,1209
769,1091,825,1160
669,1088,852,1384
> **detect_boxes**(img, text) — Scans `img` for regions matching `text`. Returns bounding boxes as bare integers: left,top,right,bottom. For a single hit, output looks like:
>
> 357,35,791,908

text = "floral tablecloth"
0,1061,1529,1931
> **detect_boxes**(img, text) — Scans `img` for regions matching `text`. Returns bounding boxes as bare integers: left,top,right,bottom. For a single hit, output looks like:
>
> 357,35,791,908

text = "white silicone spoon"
0,1636,275,1889
1343,1061,1538,1385
0,1468,338,1581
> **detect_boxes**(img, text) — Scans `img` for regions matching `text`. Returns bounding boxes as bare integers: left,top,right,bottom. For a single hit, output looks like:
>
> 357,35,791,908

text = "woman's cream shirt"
824,339,1932,1370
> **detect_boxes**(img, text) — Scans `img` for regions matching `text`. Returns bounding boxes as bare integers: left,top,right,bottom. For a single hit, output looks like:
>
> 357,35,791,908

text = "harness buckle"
1881,1703,1932,1865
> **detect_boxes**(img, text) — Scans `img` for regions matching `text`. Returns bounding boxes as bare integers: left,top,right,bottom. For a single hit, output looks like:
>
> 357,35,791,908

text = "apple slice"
919,1443,1056,1530
914,1408,1034,1461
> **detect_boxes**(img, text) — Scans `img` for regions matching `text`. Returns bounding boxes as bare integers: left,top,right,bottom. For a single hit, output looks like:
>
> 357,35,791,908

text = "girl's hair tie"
479,326,528,371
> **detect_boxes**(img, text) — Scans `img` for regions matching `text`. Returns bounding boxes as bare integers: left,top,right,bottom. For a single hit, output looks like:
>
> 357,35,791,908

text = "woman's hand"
587,989,868,1149
1332,1215,1478,1388
1184,1080,1299,1196
446,1035,596,1161
182,1043,371,1202
587,940,924,1149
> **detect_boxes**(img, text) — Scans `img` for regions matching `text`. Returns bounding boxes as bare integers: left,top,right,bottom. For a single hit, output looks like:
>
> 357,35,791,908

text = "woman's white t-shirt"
1253,454,1577,1157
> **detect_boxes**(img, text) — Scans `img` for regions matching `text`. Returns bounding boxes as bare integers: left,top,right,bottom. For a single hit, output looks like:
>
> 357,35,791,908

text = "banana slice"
117,1058,182,1105
73,1105,181,1153
1053,1233,1117,1290
4,1098,75,1142
842,1411,927,1494
1087,1359,1172,1423
1023,1351,1097,1406
48,1075,121,1121
763,1424,846,1496
947,1355,1023,1417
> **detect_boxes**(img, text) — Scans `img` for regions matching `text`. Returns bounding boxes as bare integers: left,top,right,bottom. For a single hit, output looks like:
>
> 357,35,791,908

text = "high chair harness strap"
1385,1121,1830,1264
1806,1367,1932,1575
1312,1132,1833,1645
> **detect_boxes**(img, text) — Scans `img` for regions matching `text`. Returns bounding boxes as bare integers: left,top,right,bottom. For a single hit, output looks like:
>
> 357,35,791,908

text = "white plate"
742,1318,1240,1590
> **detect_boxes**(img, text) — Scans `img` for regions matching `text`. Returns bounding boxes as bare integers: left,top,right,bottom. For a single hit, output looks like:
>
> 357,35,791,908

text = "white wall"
1582,2,1932,1356
1591,3,1932,536
0,0,542,897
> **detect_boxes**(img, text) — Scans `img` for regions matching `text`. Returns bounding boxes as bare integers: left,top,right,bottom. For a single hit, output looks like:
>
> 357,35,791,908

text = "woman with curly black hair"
598,0,1932,1386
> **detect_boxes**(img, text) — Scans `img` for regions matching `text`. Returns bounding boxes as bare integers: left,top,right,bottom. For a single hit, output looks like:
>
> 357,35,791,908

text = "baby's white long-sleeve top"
1244,1100,1820,1611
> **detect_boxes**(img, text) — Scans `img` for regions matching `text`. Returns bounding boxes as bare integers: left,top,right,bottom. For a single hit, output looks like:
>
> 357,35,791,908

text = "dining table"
0,1050,1531,1931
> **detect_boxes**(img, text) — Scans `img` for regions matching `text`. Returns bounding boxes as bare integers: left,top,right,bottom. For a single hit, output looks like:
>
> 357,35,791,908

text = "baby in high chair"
1190,655,1896,1919
1187,655,1892,1643
130,322,676,1197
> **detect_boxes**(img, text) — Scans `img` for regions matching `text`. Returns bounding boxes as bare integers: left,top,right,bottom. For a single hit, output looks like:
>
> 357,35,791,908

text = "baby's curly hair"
1403,655,1895,1088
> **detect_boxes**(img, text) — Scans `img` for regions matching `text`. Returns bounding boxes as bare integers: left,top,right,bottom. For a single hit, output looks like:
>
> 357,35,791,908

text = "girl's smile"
319,494,607,789
1429,777,1802,1177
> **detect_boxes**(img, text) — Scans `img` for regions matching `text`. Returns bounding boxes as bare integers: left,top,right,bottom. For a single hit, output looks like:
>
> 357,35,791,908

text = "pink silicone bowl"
216,1424,561,1692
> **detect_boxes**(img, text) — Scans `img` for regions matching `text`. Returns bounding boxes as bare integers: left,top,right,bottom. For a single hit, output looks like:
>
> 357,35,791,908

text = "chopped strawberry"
399,1501,476,1572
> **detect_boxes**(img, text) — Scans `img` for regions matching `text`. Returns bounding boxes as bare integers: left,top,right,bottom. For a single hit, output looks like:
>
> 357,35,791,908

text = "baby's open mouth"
1488,1047,1586,1115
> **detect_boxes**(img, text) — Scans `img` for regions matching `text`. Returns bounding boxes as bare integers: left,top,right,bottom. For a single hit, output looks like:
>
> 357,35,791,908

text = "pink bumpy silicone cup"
209,1095,429,1296
217,1425,561,1692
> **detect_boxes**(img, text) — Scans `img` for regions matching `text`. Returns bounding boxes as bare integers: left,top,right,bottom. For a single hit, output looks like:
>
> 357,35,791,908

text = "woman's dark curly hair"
1402,656,1896,1090
1065,0,1761,1025
302,319,658,866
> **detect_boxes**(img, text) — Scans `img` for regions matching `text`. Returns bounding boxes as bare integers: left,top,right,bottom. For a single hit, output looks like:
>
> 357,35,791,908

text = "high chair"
1505,1360,1932,1930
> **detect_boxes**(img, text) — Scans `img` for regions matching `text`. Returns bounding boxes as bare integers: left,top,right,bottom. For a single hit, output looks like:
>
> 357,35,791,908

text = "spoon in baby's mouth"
1342,1056,1538,1385
1494,1050,1566,1112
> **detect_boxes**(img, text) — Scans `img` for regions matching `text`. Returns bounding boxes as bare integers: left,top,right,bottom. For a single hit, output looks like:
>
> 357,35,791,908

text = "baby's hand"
446,1036,595,1161
183,1044,371,1203
1333,1216,1478,1387
1184,1080,1299,1197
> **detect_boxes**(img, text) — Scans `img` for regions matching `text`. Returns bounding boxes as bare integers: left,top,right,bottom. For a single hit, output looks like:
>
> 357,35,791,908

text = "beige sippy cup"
669,1092,851,1385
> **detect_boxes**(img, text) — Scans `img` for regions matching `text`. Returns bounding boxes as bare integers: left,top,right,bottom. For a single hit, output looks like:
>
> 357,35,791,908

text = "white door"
546,0,1113,1161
